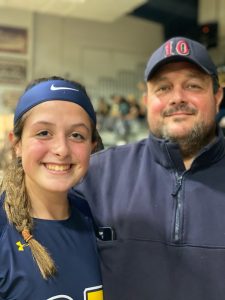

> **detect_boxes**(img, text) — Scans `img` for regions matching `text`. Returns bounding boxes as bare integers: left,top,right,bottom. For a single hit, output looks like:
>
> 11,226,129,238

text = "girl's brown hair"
0,76,103,279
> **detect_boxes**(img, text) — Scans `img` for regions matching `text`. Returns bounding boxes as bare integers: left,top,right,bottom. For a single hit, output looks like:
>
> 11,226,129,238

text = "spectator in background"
216,86,225,134
96,97,110,131
106,95,130,141
116,97,131,141
126,94,140,121
136,81,147,122
106,94,121,131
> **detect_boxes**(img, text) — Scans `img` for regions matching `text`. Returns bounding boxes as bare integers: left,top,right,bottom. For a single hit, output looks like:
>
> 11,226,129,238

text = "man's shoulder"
91,138,148,160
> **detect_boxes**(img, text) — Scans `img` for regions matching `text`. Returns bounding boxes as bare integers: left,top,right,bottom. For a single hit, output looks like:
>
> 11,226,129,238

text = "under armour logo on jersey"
84,285,103,300
164,39,190,57
16,241,29,251
46,285,103,300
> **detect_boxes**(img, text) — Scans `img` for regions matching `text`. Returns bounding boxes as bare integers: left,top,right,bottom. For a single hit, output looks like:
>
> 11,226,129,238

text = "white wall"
0,8,33,80
0,8,33,119
0,7,163,112
32,13,163,101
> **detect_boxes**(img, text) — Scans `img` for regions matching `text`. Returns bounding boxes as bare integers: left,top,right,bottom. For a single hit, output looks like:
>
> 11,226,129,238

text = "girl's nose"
52,136,69,158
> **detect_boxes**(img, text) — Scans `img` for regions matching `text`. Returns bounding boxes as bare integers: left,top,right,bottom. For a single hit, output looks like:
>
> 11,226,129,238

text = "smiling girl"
0,77,103,300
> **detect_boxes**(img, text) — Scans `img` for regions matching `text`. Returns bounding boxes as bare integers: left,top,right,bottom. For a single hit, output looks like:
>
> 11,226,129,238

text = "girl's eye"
71,132,85,141
36,130,49,137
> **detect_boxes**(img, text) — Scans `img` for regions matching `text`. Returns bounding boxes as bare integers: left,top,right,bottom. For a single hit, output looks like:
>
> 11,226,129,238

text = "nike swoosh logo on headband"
50,84,79,92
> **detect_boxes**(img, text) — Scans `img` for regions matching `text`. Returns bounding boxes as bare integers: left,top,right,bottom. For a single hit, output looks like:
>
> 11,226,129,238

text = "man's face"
146,62,222,143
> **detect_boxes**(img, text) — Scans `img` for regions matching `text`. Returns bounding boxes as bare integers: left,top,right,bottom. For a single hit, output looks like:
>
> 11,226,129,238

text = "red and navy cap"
144,36,218,81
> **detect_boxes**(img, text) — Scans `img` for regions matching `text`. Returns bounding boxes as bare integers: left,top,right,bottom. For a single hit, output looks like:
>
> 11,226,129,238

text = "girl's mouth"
45,164,71,171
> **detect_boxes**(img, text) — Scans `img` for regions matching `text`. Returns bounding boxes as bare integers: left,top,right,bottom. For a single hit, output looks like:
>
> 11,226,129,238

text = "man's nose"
169,86,186,105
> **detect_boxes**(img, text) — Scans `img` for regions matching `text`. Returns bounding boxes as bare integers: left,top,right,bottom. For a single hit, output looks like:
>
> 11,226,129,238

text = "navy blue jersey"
0,196,103,300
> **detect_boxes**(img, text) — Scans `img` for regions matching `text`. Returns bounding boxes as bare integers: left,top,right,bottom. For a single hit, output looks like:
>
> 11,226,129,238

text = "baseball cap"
14,79,96,125
144,36,218,81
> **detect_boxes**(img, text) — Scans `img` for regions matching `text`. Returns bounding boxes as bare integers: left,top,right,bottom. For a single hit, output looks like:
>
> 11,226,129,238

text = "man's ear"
143,92,148,106
215,87,224,113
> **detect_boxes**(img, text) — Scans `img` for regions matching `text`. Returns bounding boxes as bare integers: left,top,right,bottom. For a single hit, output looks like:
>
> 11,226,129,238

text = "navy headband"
14,80,96,125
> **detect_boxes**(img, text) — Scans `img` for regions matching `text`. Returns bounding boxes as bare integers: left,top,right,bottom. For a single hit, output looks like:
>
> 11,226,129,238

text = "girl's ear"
91,141,98,154
8,131,21,157
91,130,104,154
8,131,14,143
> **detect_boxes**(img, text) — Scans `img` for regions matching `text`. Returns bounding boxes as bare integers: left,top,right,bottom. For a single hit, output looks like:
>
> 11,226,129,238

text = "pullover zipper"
172,172,184,242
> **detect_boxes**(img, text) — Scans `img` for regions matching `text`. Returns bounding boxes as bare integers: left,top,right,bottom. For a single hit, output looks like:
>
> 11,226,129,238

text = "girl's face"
15,100,95,196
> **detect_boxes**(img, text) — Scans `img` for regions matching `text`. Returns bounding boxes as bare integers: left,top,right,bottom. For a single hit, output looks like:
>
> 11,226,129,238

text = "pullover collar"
147,127,225,171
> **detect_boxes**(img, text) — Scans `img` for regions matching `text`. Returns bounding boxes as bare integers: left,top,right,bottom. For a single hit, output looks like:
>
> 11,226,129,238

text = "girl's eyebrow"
30,121,91,132
31,121,54,126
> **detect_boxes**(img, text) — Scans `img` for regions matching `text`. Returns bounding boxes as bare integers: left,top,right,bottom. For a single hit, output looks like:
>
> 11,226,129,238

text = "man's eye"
156,85,170,92
187,84,201,89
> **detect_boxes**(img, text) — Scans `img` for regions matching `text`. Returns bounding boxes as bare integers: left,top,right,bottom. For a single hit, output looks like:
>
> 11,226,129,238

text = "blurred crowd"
96,87,147,143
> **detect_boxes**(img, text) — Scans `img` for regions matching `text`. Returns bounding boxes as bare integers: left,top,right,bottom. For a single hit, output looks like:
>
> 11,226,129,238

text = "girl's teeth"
46,164,70,171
